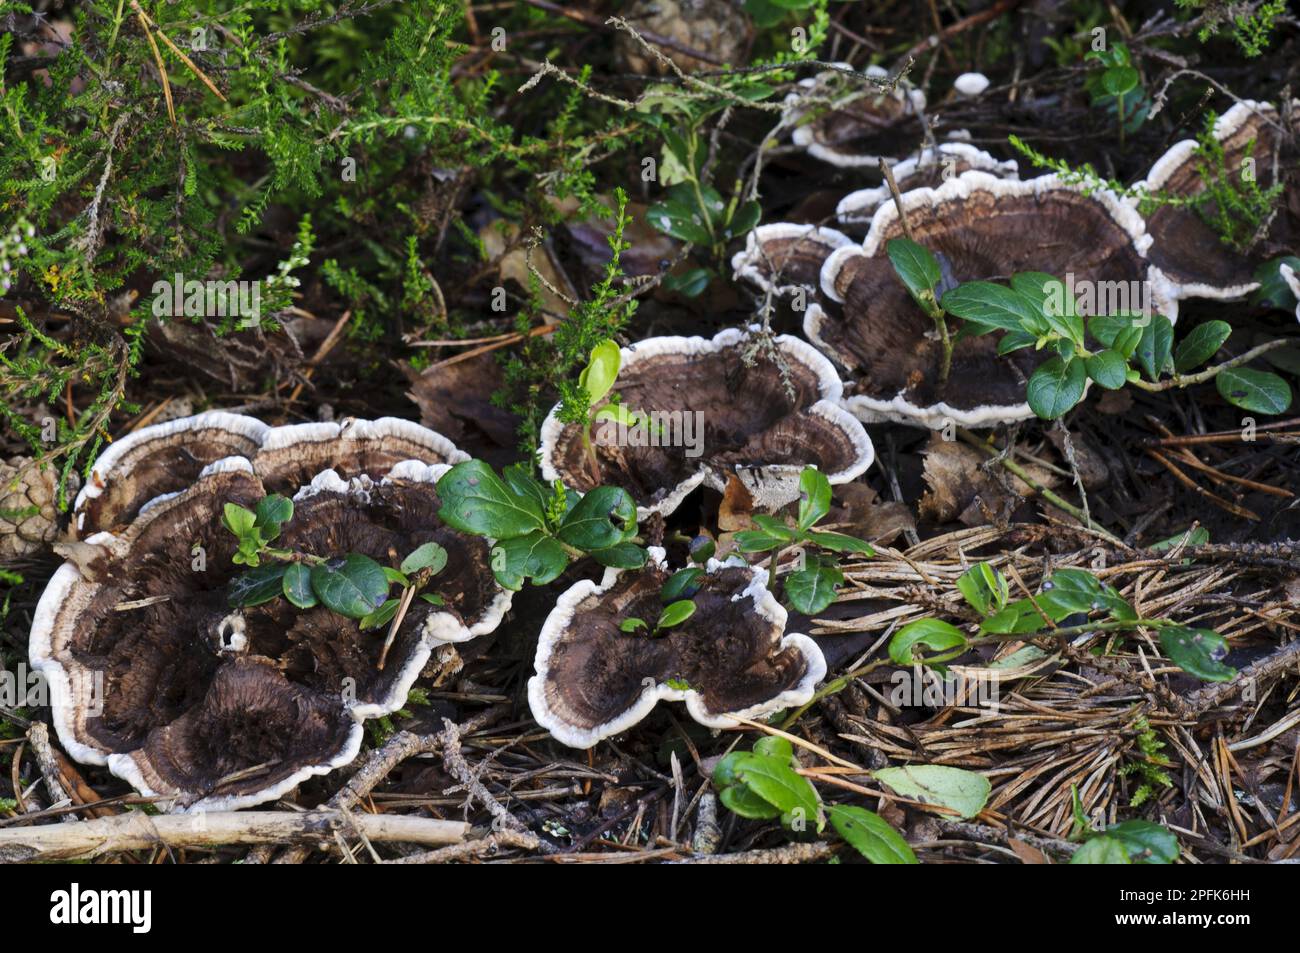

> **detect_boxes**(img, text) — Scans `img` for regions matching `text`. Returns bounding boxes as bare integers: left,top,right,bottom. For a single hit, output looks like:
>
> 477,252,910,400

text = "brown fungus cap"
1137,100,1295,301
538,328,874,516
788,65,927,169
835,143,1019,227
74,413,467,534
528,548,825,748
32,455,508,811
731,224,854,297
74,412,268,535
810,171,1160,428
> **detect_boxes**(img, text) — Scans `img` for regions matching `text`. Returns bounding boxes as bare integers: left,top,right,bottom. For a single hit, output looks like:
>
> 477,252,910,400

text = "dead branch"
0,810,469,863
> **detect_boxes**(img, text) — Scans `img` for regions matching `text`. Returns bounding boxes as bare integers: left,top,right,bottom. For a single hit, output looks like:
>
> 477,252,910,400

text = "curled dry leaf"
920,434,1060,526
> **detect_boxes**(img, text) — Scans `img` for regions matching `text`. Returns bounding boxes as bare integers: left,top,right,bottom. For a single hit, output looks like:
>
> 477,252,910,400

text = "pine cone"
0,456,73,565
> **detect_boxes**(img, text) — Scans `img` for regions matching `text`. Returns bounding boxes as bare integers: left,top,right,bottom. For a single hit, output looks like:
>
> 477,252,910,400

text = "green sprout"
886,238,1293,421
734,467,874,616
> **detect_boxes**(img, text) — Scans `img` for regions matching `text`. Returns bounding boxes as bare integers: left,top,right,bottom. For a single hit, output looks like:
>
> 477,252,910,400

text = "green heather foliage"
0,1,657,491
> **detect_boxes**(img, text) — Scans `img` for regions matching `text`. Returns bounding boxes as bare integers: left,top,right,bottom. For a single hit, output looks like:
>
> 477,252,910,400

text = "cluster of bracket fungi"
32,383,864,808
26,71,1296,813
734,68,1296,429
33,415,518,810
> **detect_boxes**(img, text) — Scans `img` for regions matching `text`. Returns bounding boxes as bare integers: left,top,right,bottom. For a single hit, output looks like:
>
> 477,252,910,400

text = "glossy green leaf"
1173,320,1231,372
1101,66,1139,96
228,563,289,608
1216,368,1292,415
1085,349,1128,390
222,502,257,538
657,599,696,629
733,528,792,553
437,460,546,539
557,486,636,550
804,530,874,555
1250,256,1300,310
1135,314,1174,381
1149,526,1209,553
662,567,704,602
1026,356,1087,419
310,553,391,620
719,782,783,820
489,532,569,590
753,736,793,761
726,200,762,240
647,190,713,245
941,281,1045,334
359,597,400,631
956,563,1007,616
733,753,823,830
1070,835,1131,864
500,463,551,515
889,618,968,665
1106,820,1178,864
661,267,710,298
828,805,918,864
981,598,1050,634
997,329,1038,355
797,467,832,531
619,617,648,633
400,541,448,576
1013,272,1083,345
751,514,798,540
1042,567,1136,621
688,535,716,563
579,340,621,407
886,238,942,313
1159,626,1236,682
589,542,648,570
281,563,317,609
784,564,842,615
254,494,293,532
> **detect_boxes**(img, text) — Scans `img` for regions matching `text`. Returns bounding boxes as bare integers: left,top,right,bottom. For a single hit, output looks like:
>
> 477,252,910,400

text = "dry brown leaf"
834,482,916,546
1007,837,1051,864
1095,389,1134,416
404,353,518,457
718,474,756,532
920,435,1059,526
479,221,575,322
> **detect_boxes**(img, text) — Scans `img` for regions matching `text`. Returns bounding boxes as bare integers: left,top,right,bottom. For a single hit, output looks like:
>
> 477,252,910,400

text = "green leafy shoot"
222,495,294,567
619,598,696,637
436,459,647,590
930,255,1293,419
888,563,1236,684
1068,786,1179,864
224,494,452,664
643,101,763,268
1117,716,1174,808
733,468,873,615
1083,42,1149,145
886,238,952,383
712,736,825,836
620,568,701,636
713,739,986,862
571,341,658,482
